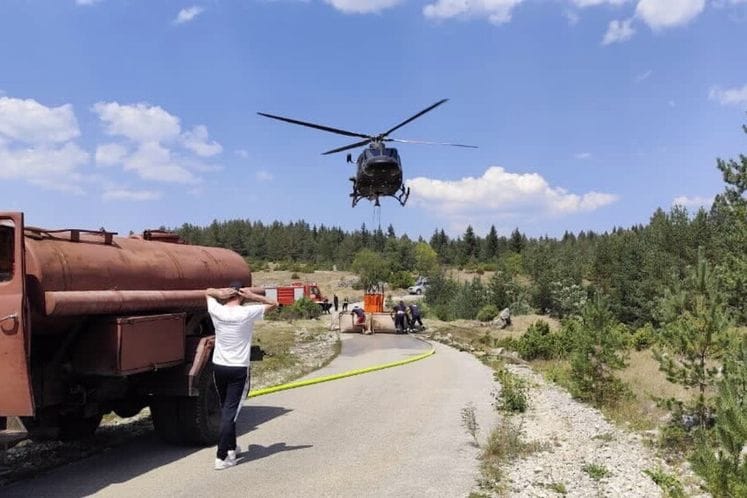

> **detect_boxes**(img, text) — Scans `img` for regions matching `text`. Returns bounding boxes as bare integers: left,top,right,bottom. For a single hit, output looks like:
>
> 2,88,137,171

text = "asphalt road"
4,333,499,498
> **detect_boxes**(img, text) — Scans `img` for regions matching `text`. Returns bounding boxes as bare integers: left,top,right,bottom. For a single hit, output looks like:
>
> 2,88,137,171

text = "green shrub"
477,304,499,322
388,270,415,290
630,323,656,351
494,368,528,413
494,337,518,350
267,297,322,321
516,320,559,360
290,272,300,280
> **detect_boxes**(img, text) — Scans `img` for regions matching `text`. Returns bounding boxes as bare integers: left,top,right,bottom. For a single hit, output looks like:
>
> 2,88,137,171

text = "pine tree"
569,296,629,406
654,249,734,429
691,336,747,497
482,225,499,260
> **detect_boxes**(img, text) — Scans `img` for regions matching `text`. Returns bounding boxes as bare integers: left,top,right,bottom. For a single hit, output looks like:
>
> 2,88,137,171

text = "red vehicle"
0,212,259,447
263,282,330,311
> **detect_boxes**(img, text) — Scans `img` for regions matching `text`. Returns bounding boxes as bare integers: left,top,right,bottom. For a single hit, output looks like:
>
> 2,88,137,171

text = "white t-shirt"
207,297,265,367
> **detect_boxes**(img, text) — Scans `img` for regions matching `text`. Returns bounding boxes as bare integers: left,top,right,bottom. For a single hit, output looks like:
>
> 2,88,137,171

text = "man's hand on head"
206,287,239,300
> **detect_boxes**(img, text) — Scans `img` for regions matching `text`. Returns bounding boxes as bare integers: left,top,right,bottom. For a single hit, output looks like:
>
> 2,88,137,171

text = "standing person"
392,300,407,334
206,282,278,470
408,303,424,331
333,294,339,312
342,296,349,311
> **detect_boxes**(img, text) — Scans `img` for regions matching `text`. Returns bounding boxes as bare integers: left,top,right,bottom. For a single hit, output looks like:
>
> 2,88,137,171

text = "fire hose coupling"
0,312,17,323
0,312,18,334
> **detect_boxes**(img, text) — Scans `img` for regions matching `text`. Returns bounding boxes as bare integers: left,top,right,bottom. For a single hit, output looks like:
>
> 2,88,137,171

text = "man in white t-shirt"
206,282,277,470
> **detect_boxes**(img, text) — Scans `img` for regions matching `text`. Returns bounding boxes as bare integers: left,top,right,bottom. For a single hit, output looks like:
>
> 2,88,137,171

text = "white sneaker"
227,445,242,462
214,457,236,470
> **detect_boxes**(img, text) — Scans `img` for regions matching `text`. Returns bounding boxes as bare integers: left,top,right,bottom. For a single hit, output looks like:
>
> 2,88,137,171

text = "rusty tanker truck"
0,212,256,446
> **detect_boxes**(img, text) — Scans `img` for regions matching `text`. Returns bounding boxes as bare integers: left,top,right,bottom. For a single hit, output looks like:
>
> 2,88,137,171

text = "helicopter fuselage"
354,146,403,199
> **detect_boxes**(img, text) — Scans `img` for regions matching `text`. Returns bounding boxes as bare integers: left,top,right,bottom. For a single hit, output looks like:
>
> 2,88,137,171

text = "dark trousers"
394,312,406,332
410,315,423,328
213,363,250,460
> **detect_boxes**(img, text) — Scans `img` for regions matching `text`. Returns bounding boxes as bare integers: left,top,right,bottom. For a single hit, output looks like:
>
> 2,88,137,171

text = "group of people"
391,300,424,334
332,294,349,312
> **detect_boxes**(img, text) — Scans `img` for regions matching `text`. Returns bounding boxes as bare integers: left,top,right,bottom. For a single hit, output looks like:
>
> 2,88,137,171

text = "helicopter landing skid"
395,185,410,207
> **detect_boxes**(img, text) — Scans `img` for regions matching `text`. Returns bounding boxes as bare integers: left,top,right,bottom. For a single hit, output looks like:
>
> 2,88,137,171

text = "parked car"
408,277,429,295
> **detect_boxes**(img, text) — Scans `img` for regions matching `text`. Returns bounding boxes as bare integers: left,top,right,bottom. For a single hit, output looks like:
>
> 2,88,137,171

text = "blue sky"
0,0,746,240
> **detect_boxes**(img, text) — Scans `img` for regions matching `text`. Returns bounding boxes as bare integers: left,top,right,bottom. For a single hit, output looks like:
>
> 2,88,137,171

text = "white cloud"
123,142,198,184
324,0,401,13
0,97,89,193
574,152,592,159
91,101,222,184
408,166,618,224
0,97,80,144
256,170,273,181
423,0,523,25
103,188,162,202
602,18,635,44
672,195,713,210
95,143,129,166
0,142,89,194
635,69,652,82
181,125,222,157
174,6,204,24
571,0,628,6
92,101,181,143
564,10,580,25
635,0,705,29
709,84,747,107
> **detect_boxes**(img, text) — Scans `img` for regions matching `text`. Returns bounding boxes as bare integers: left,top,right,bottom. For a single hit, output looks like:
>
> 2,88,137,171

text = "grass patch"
582,463,610,480
546,481,568,494
591,432,615,442
494,368,528,413
643,467,686,498
461,403,480,446
479,418,547,492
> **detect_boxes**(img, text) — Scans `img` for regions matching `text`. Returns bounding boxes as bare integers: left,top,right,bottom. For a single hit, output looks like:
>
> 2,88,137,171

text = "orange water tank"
363,293,384,313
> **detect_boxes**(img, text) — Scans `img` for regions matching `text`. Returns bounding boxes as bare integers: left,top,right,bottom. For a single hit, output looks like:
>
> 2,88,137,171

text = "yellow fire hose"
248,335,435,398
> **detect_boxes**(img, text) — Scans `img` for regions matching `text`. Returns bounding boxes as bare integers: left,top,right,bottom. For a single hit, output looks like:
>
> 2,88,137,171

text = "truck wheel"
58,413,103,441
177,364,221,445
22,411,103,441
151,364,221,446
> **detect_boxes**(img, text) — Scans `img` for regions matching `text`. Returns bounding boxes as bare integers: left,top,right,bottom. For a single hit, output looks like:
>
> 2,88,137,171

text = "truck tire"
23,411,103,441
150,363,221,446
58,413,103,441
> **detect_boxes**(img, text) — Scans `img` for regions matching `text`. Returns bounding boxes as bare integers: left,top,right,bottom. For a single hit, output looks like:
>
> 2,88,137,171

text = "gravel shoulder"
499,363,706,497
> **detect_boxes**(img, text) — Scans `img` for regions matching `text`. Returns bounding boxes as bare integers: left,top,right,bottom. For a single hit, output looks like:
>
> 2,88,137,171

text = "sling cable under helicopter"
258,99,477,207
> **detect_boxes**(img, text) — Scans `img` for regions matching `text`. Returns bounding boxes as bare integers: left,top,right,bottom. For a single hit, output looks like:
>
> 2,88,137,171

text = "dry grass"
252,318,340,389
616,350,692,425
427,313,560,347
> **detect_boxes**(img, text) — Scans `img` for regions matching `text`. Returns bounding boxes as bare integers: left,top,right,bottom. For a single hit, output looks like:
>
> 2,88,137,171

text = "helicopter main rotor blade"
257,112,371,140
322,138,372,155
385,138,478,148
381,99,449,138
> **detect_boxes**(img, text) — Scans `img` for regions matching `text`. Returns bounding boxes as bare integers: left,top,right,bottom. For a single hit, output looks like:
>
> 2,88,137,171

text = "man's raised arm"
206,288,238,300
239,288,278,312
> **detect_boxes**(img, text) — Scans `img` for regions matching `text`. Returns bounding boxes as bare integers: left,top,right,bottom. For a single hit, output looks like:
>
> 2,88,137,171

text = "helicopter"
258,99,476,207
